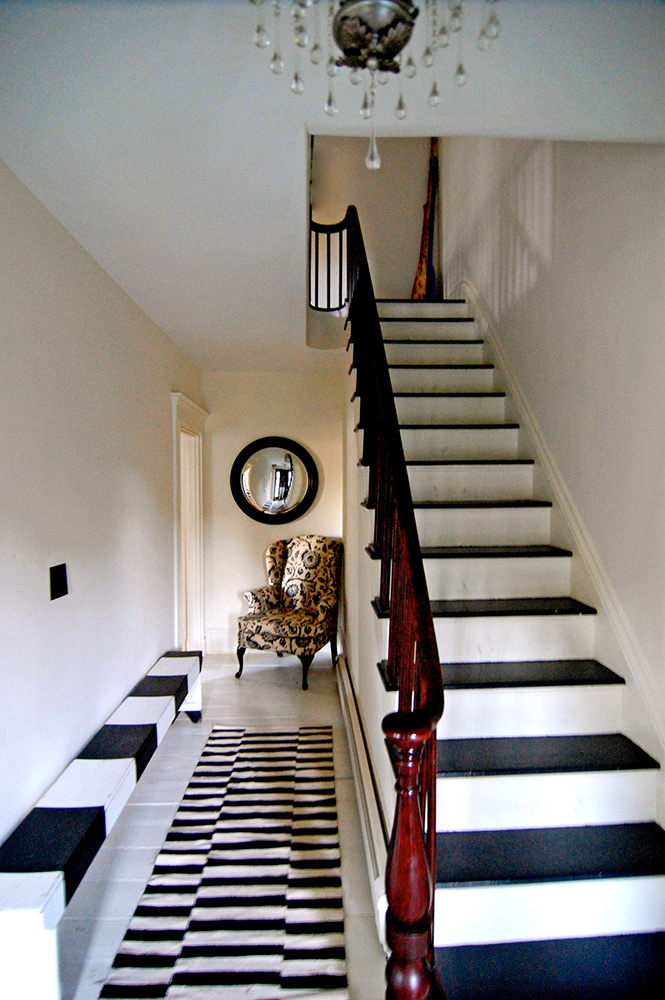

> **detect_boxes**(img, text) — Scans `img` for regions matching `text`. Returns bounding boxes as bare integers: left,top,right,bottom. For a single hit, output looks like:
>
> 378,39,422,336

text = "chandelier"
249,1,502,168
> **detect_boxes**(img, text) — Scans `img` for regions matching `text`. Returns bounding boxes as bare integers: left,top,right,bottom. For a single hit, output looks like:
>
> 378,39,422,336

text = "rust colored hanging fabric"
411,137,440,301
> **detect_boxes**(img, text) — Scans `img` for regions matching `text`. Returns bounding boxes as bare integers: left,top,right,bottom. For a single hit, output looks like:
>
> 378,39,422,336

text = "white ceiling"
1,0,664,372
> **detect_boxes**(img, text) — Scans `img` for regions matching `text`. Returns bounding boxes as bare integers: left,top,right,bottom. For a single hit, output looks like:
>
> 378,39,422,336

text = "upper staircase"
372,296,665,998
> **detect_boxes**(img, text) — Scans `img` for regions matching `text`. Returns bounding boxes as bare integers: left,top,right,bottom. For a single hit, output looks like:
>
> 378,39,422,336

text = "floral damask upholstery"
236,535,343,690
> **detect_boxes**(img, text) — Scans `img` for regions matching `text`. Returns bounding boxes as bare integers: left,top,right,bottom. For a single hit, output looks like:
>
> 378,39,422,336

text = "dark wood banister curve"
317,206,445,999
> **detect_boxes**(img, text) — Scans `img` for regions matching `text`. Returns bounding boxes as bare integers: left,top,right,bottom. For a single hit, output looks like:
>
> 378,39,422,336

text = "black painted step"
435,822,665,887
377,657,624,693
422,544,572,559
441,659,624,689
436,733,659,778
399,422,519,430
413,499,550,509
435,932,665,1000
429,597,596,617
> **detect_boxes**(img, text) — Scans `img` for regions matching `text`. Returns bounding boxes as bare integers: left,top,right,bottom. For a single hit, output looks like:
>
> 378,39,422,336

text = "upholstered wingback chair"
236,535,343,690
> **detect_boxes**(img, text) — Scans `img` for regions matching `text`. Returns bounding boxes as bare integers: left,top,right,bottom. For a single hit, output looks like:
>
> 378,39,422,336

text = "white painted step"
384,341,484,364
437,683,624,740
436,767,657,832
396,393,506,424
401,425,519,461
377,299,469,319
433,874,665,947
423,549,571,600
408,461,534,502
389,365,494,394
432,613,594,663
380,319,477,341
414,503,551,546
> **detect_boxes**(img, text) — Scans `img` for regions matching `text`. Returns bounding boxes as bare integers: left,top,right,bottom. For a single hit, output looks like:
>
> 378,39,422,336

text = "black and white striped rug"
100,727,349,999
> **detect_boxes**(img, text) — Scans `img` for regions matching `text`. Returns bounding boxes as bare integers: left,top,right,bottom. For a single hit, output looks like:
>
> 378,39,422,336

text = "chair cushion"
238,607,335,658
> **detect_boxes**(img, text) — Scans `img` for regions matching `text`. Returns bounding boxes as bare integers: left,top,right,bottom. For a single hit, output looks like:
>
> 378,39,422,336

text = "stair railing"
321,206,445,999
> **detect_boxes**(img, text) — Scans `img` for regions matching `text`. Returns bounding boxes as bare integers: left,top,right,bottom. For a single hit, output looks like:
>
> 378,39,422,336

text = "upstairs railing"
309,217,348,312
316,206,445,1000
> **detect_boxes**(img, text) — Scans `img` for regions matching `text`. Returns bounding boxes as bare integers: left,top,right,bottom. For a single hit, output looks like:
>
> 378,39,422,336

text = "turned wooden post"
383,711,436,1000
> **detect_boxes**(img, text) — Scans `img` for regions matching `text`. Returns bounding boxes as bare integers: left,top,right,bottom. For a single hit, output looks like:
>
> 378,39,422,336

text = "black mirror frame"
229,436,319,525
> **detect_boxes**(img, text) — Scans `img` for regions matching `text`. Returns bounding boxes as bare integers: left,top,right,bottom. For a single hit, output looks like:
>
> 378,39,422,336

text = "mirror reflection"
230,437,318,524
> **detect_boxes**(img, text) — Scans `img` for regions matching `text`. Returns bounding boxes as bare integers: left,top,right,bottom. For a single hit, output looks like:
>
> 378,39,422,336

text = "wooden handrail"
338,206,445,1000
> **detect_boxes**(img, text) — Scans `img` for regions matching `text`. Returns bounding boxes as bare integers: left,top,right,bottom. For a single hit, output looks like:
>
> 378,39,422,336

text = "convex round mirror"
230,436,319,524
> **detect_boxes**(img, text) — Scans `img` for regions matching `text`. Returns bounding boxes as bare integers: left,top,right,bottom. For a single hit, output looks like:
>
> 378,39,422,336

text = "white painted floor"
57,652,387,1000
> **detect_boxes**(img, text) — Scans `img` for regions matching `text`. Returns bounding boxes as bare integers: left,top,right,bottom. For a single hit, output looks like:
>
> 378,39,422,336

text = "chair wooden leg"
235,646,245,679
299,654,314,691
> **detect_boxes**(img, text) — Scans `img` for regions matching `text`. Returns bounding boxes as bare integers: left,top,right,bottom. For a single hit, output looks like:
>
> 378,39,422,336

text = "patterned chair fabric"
236,535,343,690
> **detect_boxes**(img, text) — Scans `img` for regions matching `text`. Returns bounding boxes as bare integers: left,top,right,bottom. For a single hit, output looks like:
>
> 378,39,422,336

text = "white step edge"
437,684,623,739
434,874,665,947
436,768,657,832
432,614,595,662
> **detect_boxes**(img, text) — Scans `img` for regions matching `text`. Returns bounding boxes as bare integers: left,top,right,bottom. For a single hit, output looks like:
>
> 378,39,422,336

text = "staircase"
374,297,665,999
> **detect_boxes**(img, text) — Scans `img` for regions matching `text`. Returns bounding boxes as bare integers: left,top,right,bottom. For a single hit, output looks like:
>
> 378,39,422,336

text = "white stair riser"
401,427,518,461
437,684,624,739
385,342,484,365
390,368,494,394
436,769,656,832
433,614,595,662
408,464,534,502
434,875,665,947
415,506,551,546
424,555,571,600
378,302,469,320
396,395,506,424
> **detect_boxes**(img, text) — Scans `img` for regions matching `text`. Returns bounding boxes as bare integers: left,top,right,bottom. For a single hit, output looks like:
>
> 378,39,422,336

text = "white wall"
203,363,348,655
441,137,665,753
0,161,204,843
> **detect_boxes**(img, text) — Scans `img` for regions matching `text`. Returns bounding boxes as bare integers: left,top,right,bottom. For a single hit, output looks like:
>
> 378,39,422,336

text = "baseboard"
336,648,389,952
458,279,665,769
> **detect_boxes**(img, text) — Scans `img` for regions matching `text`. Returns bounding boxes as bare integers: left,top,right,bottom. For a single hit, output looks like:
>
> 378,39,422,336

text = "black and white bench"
0,650,202,1000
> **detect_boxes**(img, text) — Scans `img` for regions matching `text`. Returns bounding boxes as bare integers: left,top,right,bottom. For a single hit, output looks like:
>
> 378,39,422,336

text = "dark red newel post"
383,712,436,1000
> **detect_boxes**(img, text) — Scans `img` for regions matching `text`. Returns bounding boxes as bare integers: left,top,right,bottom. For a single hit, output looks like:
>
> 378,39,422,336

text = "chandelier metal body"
332,1,419,72
249,1,502,168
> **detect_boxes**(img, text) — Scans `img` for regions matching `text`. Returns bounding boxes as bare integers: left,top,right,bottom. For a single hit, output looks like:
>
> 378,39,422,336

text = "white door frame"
171,392,208,652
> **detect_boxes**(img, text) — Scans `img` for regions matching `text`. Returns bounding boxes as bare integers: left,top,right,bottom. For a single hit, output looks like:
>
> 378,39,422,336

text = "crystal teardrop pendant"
485,14,501,40
254,23,270,48
309,42,323,65
326,55,338,77
270,51,285,75
349,67,363,85
365,130,381,170
291,71,304,94
360,90,372,119
428,80,441,106
438,25,450,48
404,54,416,78
394,92,407,120
325,88,338,115
477,30,490,51
422,46,434,68
454,62,467,86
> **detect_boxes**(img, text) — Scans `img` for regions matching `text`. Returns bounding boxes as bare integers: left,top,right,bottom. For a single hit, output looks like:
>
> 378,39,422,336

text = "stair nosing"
421,545,573,559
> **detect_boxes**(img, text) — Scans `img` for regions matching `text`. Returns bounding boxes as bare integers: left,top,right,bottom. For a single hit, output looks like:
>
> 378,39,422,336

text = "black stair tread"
435,932,665,1000
422,544,572,558
441,659,625,689
435,822,665,887
430,597,596,617
389,362,492,370
399,421,518,429
408,457,531,464
384,337,484,345
436,733,659,778
413,498,549,508
396,391,505,398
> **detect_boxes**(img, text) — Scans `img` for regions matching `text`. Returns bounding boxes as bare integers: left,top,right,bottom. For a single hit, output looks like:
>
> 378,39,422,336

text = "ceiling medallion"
250,1,502,168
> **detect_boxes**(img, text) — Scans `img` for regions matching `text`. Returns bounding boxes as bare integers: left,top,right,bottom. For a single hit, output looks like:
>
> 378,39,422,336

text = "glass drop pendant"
365,131,381,170
325,89,338,115
422,46,434,68
360,91,372,119
310,42,323,65
454,63,467,86
404,55,416,78
394,92,407,120
428,81,441,106
270,51,285,75
254,24,270,48
291,71,304,94
349,67,363,85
